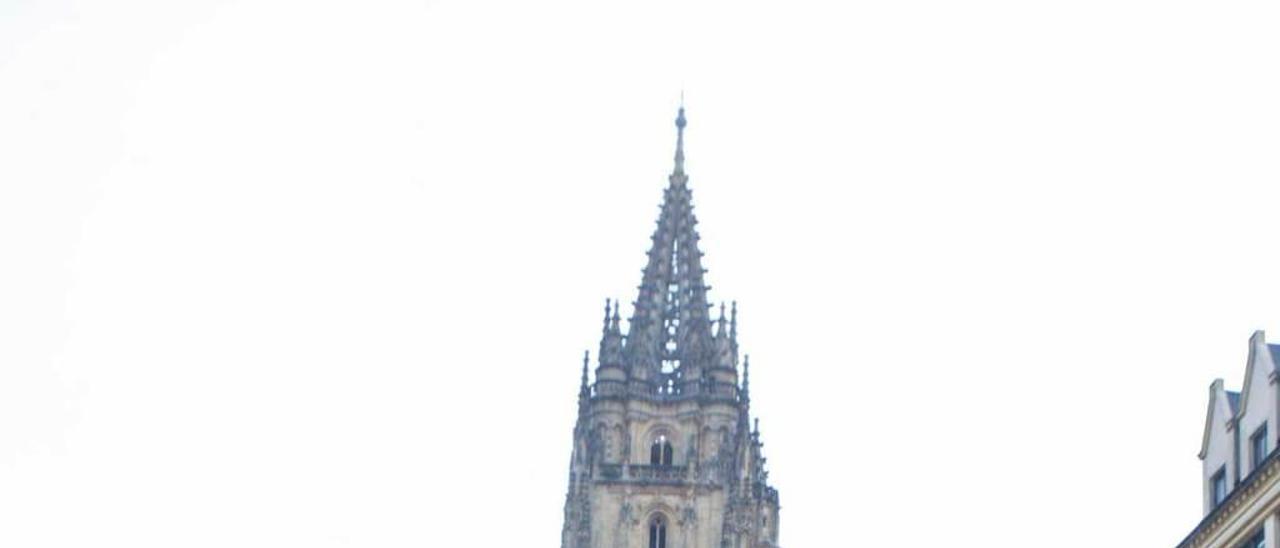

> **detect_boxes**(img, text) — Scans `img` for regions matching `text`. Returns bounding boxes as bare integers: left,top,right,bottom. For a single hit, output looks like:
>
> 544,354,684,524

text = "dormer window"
1211,467,1228,508
1252,423,1269,470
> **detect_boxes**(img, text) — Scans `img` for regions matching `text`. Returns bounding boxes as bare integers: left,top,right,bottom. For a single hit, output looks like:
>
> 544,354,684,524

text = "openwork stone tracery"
560,107,781,548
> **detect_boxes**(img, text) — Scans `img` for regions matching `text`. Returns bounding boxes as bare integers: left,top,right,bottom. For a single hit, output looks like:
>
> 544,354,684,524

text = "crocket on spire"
622,105,714,387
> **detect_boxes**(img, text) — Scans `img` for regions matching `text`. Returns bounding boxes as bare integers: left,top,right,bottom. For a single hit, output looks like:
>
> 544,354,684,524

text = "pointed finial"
673,104,687,176
579,350,591,400
753,418,760,434
717,302,728,336
729,301,738,342
741,354,751,400
602,299,612,333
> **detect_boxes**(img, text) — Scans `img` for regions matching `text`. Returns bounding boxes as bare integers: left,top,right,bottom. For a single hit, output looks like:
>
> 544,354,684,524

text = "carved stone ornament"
678,505,697,527
734,510,753,533
576,497,591,529
558,109,782,548
619,501,640,528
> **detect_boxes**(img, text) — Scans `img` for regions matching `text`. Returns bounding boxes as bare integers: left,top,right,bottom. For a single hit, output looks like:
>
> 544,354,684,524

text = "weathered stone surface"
561,108,780,548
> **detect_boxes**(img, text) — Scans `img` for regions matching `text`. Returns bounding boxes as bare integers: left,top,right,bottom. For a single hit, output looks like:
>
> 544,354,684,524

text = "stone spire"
673,105,687,176
596,299,625,383
623,106,715,388
578,350,590,408
562,105,780,548
729,301,738,345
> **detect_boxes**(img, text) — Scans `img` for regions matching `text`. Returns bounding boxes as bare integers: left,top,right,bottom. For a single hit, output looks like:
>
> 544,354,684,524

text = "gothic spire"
597,299,624,373
624,106,715,382
579,351,590,399
601,299,612,335
716,302,728,337
673,104,687,176
730,301,738,344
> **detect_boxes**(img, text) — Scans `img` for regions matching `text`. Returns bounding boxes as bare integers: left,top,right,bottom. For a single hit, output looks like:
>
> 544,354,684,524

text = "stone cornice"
1178,448,1280,548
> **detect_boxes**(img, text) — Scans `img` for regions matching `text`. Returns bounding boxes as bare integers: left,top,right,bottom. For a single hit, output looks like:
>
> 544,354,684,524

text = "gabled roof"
1235,331,1276,421
1198,331,1277,459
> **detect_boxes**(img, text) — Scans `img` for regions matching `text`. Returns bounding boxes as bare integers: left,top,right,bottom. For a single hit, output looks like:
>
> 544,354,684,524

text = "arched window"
649,515,668,548
650,435,674,467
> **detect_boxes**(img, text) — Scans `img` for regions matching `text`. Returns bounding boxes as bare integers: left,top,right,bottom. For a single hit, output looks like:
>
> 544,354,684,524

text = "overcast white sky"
2,0,1279,546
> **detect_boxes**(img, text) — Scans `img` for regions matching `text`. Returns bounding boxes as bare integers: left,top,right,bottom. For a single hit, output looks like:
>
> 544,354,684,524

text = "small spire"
716,302,728,337
673,105,687,176
741,354,751,401
581,351,590,388
612,298,622,329
602,299,612,334
729,301,738,342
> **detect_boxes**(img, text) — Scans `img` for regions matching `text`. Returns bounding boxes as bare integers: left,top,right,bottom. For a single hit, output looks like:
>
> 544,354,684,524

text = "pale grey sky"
2,0,1279,546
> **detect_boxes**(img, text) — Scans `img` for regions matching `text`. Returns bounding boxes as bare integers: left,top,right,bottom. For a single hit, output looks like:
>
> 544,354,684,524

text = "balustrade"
590,379,740,403
627,464,689,483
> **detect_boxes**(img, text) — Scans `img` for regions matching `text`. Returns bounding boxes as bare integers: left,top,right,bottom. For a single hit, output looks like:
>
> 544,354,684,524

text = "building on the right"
1179,331,1280,548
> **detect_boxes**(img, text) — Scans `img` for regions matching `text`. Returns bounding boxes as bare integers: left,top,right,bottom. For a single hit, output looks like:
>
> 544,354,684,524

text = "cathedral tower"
560,107,781,548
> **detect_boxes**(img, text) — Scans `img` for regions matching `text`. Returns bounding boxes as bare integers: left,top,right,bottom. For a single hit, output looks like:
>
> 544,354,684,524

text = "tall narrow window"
650,435,674,467
1252,423,1269,470
649,515,667,548
1211,467,1228,508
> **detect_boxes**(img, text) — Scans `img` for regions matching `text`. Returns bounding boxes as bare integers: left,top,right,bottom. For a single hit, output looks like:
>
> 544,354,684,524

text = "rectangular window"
1212,467,1228,508
1240,529,1265,548
1252,423,1269,470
